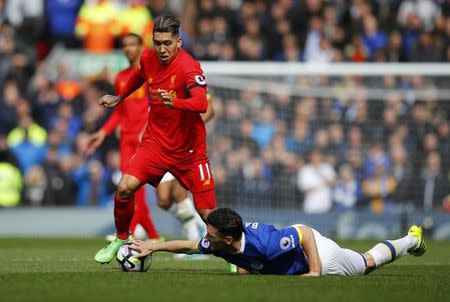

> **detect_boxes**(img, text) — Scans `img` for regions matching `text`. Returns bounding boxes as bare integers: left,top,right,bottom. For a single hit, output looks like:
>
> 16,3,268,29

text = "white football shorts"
293,224,367,276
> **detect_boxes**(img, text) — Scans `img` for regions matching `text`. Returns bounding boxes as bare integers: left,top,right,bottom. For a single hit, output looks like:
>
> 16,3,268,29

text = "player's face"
153,32,181,65
122,36,142,63
205,225,232,251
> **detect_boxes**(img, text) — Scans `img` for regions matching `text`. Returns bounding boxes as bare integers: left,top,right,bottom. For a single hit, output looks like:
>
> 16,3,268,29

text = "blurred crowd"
0,0,449,213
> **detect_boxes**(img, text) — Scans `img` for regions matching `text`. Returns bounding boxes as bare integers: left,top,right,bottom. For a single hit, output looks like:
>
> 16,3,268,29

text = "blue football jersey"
197,222,309,275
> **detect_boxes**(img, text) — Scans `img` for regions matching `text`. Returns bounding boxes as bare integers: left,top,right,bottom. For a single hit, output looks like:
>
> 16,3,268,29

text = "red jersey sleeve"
101,76,123,135
117,50,149,99
171,58,208,113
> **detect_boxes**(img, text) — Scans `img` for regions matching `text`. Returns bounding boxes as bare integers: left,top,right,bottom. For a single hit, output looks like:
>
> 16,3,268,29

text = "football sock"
130,188,160,239
114,193,135,240
176,197,200,240
367,235,418,267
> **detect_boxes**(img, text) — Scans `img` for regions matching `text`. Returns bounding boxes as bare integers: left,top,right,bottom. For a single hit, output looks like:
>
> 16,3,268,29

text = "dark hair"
122,33,143,45
207,208,244,240
153,15,180,36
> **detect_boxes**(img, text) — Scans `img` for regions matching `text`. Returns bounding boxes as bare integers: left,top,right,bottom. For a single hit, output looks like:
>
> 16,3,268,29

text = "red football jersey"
102,67,149,135
138,48,208,155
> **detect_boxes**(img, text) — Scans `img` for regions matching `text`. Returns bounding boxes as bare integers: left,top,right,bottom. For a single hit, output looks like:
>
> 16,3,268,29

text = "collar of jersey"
236,232,246,254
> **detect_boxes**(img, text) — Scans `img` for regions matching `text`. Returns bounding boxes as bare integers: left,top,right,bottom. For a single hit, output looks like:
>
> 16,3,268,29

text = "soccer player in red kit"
94,16,216,263
85,33,161,242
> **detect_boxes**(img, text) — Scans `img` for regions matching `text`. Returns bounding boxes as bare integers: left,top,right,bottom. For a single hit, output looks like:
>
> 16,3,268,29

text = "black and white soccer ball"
116,242,152,272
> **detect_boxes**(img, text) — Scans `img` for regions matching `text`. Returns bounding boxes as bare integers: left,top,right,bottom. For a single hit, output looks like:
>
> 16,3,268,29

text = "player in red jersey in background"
85,33,161,242
94,16,216,264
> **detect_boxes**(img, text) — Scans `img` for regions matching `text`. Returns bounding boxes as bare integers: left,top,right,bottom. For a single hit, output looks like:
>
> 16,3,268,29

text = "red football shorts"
124,143,216,210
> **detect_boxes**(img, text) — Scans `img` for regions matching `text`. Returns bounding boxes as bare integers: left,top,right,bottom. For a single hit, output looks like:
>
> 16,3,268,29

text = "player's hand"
130,240,155,258
301,271,321,277
158,89,174,108
84,130,106,156
99,95,122,108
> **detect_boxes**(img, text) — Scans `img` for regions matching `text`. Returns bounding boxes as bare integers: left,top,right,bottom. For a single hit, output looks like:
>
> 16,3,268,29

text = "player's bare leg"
157,178,204,240
94,174,142,264
363,225,426,274
172,180,206,238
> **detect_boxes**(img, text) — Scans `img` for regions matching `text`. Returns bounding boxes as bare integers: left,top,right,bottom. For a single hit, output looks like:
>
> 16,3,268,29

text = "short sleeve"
262,226,303,261
184,58,207,92
197,237,213,254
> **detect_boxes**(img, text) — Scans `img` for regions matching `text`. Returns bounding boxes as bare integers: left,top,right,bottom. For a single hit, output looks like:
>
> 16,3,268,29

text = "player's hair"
207,208,244,240
153,15,180,36
122,33,143,45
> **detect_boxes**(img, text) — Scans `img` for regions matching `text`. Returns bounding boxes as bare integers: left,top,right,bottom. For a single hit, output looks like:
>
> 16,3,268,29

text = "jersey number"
198,163,211,181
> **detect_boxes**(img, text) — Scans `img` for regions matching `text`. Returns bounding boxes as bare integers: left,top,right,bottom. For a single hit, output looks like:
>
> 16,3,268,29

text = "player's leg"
172,180,206,240
363,225,426,273
130,186,161,240
121,136,160,241
169,157,216,222
95,173,143,263
156,173,176,210
95,145,166,264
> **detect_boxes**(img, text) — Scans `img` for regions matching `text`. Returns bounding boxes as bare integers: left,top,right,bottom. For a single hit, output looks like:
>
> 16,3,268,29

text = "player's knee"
157,197,172,210
117,183,135,198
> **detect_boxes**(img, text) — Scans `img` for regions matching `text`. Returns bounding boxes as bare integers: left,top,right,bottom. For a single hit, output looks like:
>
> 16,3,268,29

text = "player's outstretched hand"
84,130,106,156
130,240,155,258
99,95,122,108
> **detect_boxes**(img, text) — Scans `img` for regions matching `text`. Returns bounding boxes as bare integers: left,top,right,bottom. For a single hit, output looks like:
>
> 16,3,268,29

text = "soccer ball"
116,242,152,272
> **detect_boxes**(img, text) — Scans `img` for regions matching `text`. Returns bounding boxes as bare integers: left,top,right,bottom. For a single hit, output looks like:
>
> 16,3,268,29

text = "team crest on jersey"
194,75,207,86
170,74,176,88
201,238,210,249
280,237,291,250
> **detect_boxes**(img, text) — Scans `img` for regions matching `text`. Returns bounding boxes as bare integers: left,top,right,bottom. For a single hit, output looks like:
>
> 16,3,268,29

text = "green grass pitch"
1,238,449,302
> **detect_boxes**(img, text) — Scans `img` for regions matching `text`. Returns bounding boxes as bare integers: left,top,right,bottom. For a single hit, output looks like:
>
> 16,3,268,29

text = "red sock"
130,187,160,239
114,193,135,240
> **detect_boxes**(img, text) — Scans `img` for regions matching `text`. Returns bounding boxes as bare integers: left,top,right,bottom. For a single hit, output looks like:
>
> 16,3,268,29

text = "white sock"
168,203,178,216
176,198,200,240
367,235,418,267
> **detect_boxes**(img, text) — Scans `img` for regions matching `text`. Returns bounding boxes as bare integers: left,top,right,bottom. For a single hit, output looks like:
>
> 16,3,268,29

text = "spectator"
46,0,83,47
5,0,44,45
333,163,360,210
0,145,22,207
362,158,397,213
398,0,441,32
297,148,336,213
361,14,388,60
75,0,120,53
7,113,47,173
118,0,153,47
413,151,450,211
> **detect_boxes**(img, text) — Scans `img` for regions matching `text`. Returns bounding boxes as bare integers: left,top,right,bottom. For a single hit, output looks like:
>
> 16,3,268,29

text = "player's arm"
297,226,322,277
84,110,121,156
130,239,200,257
99,53,147,108
160,86,208,113
201,94,215,123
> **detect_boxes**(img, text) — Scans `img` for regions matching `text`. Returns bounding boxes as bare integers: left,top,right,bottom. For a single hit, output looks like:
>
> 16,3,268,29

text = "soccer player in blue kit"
131,208,426,276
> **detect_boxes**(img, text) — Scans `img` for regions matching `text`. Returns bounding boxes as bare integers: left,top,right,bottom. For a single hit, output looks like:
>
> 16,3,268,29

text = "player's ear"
177,36,182,48
225,235,233,245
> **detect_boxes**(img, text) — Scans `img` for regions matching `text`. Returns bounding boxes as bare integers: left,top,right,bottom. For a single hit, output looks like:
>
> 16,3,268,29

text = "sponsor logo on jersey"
194,75,206,86
203,179,211,186
280,237,291,250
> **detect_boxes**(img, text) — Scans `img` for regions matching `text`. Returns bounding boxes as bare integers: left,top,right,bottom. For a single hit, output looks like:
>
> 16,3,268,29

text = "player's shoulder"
141,48,158,61
244,222,275,235
180,49,202,67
